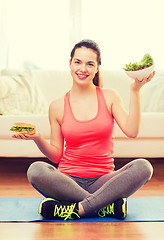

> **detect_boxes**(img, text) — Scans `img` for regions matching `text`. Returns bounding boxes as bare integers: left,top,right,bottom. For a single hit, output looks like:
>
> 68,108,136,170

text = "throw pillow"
0,69,48,115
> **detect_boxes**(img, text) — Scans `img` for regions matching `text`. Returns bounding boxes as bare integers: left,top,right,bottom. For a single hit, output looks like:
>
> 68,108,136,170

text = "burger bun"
11,122,36,135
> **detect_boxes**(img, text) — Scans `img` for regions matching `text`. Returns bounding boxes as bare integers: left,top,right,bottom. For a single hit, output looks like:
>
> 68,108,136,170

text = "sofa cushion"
114,112,164,138
0,115,50,139
141,70,164,112
0,69,48,115
101,70,131,110
31,70,72,104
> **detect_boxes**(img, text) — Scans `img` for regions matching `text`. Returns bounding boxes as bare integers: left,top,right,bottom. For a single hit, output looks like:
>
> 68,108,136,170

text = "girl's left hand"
131,71,155,91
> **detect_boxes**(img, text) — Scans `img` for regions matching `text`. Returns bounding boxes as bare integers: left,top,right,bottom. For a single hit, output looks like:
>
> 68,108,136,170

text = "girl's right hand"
12,131,40,141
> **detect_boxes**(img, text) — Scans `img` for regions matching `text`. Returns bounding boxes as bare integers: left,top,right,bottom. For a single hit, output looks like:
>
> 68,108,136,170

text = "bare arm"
111,72,155,138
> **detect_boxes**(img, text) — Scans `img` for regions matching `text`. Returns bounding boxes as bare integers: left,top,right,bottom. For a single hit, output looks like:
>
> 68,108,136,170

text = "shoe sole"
122,198,127,219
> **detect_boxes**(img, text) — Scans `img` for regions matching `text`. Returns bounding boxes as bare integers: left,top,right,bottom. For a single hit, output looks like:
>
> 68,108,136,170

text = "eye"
88,63,94,67
74,60,80,64
87,61,95,67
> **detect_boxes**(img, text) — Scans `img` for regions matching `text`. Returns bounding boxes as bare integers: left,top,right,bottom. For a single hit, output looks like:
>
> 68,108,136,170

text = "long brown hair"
70,39,102,87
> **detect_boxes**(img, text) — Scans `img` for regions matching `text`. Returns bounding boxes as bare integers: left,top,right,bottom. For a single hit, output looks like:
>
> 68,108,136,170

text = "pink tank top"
58,87,115,178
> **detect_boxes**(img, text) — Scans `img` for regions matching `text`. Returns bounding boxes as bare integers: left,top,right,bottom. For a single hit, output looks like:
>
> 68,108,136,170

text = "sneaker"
39,198,80,221
96,198,127,219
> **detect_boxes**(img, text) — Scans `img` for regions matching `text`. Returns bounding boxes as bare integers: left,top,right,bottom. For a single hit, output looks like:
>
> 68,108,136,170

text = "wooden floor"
0,157,164,240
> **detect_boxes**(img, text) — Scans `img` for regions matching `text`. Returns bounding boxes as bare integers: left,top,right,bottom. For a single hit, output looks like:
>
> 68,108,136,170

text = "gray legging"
27,158,153,215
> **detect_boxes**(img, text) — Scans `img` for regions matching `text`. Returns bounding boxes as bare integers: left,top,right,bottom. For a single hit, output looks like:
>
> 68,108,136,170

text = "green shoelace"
97,203,115,217
53,203,80,220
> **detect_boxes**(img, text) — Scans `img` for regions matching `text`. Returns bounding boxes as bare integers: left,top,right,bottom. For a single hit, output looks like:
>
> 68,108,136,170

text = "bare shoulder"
49,96,65,124
101,88,121,104
101,88,123,116
49,96,64,111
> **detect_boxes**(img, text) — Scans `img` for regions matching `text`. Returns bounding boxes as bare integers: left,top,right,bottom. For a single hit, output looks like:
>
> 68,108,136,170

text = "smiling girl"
13,39,155,220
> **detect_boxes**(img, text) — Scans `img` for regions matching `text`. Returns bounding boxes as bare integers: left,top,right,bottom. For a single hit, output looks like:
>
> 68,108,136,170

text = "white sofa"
0,68,164,158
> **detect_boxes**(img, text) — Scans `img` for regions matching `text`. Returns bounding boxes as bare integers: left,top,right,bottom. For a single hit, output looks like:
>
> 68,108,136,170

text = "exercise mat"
0,197,163,222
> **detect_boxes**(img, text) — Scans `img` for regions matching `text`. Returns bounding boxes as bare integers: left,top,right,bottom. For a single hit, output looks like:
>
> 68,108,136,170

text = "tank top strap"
64,91,70,107
62,90,71,122
96,87,109,114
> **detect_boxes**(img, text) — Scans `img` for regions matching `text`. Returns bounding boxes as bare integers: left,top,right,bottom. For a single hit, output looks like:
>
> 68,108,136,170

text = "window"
0,0,164,70
0,0,70,70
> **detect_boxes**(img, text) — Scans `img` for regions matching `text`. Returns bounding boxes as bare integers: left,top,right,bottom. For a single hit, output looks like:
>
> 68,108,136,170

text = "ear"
69,59,72,68
96,65,100,73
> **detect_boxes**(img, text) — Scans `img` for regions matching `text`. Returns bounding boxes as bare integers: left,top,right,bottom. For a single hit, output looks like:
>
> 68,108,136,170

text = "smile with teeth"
77,73,89,79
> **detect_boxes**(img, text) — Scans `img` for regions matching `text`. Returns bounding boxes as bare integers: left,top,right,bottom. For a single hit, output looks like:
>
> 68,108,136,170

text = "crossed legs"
27,159,153,216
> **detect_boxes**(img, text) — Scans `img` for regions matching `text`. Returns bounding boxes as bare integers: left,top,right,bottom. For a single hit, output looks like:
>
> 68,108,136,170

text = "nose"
80,63,87,72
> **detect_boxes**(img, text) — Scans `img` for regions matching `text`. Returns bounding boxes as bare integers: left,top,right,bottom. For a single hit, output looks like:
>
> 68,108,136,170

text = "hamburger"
10,122,36,135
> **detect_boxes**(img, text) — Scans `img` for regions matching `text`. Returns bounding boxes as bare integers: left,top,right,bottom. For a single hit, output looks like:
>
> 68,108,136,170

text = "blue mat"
0,197,164,222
